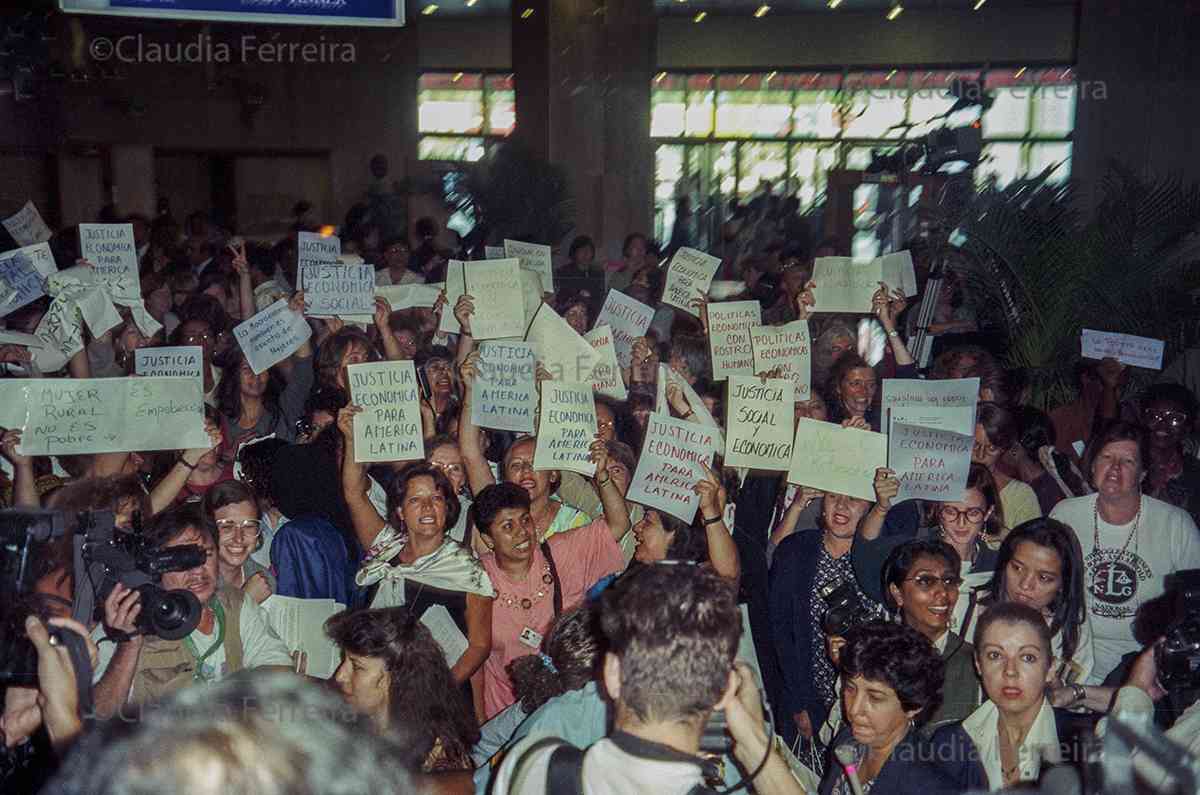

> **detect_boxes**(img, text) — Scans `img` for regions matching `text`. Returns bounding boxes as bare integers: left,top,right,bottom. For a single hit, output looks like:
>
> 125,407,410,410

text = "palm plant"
453,142,576,247
944,163,1200,410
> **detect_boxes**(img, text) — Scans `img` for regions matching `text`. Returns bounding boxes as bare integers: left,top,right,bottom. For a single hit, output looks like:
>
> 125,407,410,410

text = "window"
650,67,1077,239
418,72,514,162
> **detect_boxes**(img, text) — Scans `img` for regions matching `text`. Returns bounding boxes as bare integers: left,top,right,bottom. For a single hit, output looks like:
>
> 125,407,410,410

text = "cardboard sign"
810,257,881,313
297,231,340,268
662,247,720,316
627,412,717,523
471,341,538,433
348,361,423,463
302,262,374,318
525,302,599,383
504,239,553,294
889,420,973,502
1081,329,1165,370
134,346,203,378
749,320,812,400
787,418,886,501
79,223,140,302
707,300,761,380
880,251,918,298
0,243,57,316
232,299,312,374
3,201,52,247
881,378,979,437
595,289,653,369
584,325,627,400
1,377,207,456
464,258,525,340
375,283,442,312
533,381,597,477
438,260,467,335
724,377,794,471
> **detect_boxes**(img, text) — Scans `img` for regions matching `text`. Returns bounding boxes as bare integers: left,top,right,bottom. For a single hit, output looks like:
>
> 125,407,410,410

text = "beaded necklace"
495,562,554,611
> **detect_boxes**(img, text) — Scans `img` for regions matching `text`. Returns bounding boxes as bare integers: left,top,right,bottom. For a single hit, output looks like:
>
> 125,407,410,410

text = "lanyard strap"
183,599,226,679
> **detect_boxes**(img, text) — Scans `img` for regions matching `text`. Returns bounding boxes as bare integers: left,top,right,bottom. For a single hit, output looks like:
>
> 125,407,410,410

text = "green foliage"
456,142,575,246
947,163,1200,411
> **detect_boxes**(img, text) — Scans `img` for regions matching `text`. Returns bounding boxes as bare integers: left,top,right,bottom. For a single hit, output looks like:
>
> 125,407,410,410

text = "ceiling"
426,0,1076,18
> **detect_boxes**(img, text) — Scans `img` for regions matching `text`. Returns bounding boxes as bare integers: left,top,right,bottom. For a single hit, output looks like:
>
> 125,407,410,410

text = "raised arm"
336,405,388,550
372,297,405,361
859,467,898,542
1,429,40,508
589,436,630,541
696,462,740,581
452,293,476,370
231,241,255,324
874,282,913,367
148,419,222,515
457,350,497,496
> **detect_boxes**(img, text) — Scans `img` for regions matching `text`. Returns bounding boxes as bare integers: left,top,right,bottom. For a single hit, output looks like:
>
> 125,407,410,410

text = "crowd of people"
2,198,1200,795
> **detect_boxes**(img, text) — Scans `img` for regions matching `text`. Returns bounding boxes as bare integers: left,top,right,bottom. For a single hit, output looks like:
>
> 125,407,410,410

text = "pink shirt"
479,518,626,719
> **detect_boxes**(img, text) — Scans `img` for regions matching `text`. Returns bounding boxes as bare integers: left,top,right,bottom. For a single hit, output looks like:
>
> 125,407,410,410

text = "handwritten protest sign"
348,361,423,463
0,243,57,316
438,261,467,335
3,201,52,247
889,420,973,502
595,290,653,369
525,302,599,382
471,341,538,433
135,346,203,378
810,257,880,313
1081,329,1165,370
662,247,720,316
0,377,207,456
534,381,597,477
880,251,918,298
707,301,761,380
79,224,140,302
297,231,340,267
484,245,505,260
658,364,725,450
787,418,886,501
302,262,374,318
0,329,44,349
584,325,627,400
504,239,553,293
881,378,979,437
376,283,442,312
627,412,717,523
725,377,793,470
233,299,312,374
749,320,812,399
464,258,524,340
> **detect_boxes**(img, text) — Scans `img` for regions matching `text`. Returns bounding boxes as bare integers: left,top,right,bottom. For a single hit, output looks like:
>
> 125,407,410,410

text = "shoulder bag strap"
540,541,563,617
546,743,587,795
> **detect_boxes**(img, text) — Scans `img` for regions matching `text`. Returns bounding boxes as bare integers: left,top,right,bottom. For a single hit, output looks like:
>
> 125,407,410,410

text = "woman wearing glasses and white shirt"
203,480,276,605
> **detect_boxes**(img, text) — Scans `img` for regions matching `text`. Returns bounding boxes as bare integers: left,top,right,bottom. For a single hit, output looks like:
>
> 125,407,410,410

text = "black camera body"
73,512,205,642
1157,569,1200,693
820,579,877,637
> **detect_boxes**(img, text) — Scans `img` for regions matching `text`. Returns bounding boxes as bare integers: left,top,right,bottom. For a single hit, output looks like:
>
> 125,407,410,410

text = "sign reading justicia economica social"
60,0,404,28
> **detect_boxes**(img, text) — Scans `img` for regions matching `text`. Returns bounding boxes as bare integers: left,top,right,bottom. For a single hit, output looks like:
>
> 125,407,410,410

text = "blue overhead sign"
60,0,404,27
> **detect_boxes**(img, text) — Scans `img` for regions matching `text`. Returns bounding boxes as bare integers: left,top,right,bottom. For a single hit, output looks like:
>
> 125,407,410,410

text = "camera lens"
135,585,202,640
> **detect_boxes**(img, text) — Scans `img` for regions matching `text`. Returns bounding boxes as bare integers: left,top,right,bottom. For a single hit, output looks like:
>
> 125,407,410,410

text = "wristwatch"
702,514,724,526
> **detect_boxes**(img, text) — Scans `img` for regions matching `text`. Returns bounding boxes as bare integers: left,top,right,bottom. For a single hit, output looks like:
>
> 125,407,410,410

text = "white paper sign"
1,376,207,456
3,201,52,247
881,378,979,437
302,262,375,318
749,321,812,400
375,283,442,312
464,258,525,340
484,245,506,260
297,231,341,267
708,280,747,300
232,299,312,375
810,257,881,313
348,361,423,463
525,302,599,383
787,418,887,501
707,301,761,380
662,247,720,316
471,341,538,433
261,595,344,679
658,364,725,450
421,603,470,668
533,381,597,477
0,329,44,349
627,412,718,523
438,260,467,335
880,251,918,298
1081,329,1165,370
504,239,553,293
595,290,653,369
584,325,627,400
725,377,794,471
889,420,973,502
0,243,57,316
134,346,203,378
79,223,140,302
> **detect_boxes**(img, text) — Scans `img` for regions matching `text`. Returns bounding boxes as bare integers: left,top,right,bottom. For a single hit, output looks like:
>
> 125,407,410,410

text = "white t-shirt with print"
1050,493,1200,682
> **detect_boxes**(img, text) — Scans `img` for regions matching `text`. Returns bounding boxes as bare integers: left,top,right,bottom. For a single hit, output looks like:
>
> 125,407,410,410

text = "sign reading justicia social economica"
61,0,404,28
348,361,423,463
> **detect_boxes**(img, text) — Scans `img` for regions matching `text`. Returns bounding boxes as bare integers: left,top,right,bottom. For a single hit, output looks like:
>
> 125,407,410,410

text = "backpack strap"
540,541,564,618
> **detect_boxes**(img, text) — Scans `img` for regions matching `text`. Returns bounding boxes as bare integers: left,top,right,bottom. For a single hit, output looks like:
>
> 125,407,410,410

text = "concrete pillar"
109,144,156,218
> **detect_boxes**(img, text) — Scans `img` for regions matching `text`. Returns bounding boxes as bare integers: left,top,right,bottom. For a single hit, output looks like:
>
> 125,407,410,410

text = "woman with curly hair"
325,606,480,772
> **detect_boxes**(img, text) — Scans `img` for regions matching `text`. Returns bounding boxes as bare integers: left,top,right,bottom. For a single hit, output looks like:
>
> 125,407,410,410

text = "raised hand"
795,279,816,320
0,428,30,467
694,461,727,520
454,294,476,336
228,241,249,275
337,404,364,439
373,296,393,330
459,350,482,387
873,467,900,511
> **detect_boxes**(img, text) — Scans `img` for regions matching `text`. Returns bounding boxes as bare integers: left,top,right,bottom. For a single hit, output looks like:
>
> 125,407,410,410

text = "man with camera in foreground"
491,563,805,795
91,503,294,718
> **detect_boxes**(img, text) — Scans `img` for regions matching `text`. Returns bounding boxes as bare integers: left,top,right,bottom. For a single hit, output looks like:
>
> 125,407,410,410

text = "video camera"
1157,568,1200,694
820,579,878,637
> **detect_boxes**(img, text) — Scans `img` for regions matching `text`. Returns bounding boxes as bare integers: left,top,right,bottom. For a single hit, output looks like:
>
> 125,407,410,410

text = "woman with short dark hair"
973,402,1042,532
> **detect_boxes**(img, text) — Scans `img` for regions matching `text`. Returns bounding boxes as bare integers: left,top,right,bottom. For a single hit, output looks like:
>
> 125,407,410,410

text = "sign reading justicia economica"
60,0,404,28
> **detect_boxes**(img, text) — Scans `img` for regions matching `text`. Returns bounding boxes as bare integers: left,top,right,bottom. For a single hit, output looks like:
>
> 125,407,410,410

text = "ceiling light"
655,71,667,83
693,10,706,22
466,0,477,6
452,72,464,82
886,4,903,20
765,71,777,82
973,0,986,8
886,69,897,81
520,6,533,17
1014,66,1027,79
421,3,438,13
827,0,842,7
754,4,770,17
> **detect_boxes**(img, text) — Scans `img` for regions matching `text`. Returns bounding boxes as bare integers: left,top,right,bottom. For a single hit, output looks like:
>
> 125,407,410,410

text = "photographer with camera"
91,503,294,717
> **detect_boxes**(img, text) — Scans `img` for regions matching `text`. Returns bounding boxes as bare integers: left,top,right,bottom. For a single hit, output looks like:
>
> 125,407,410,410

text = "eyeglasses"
183,333,214,344
216,519,262,539
598,420,615,432
1146,410,1189,428
905,574,963,591
939,506,987,524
